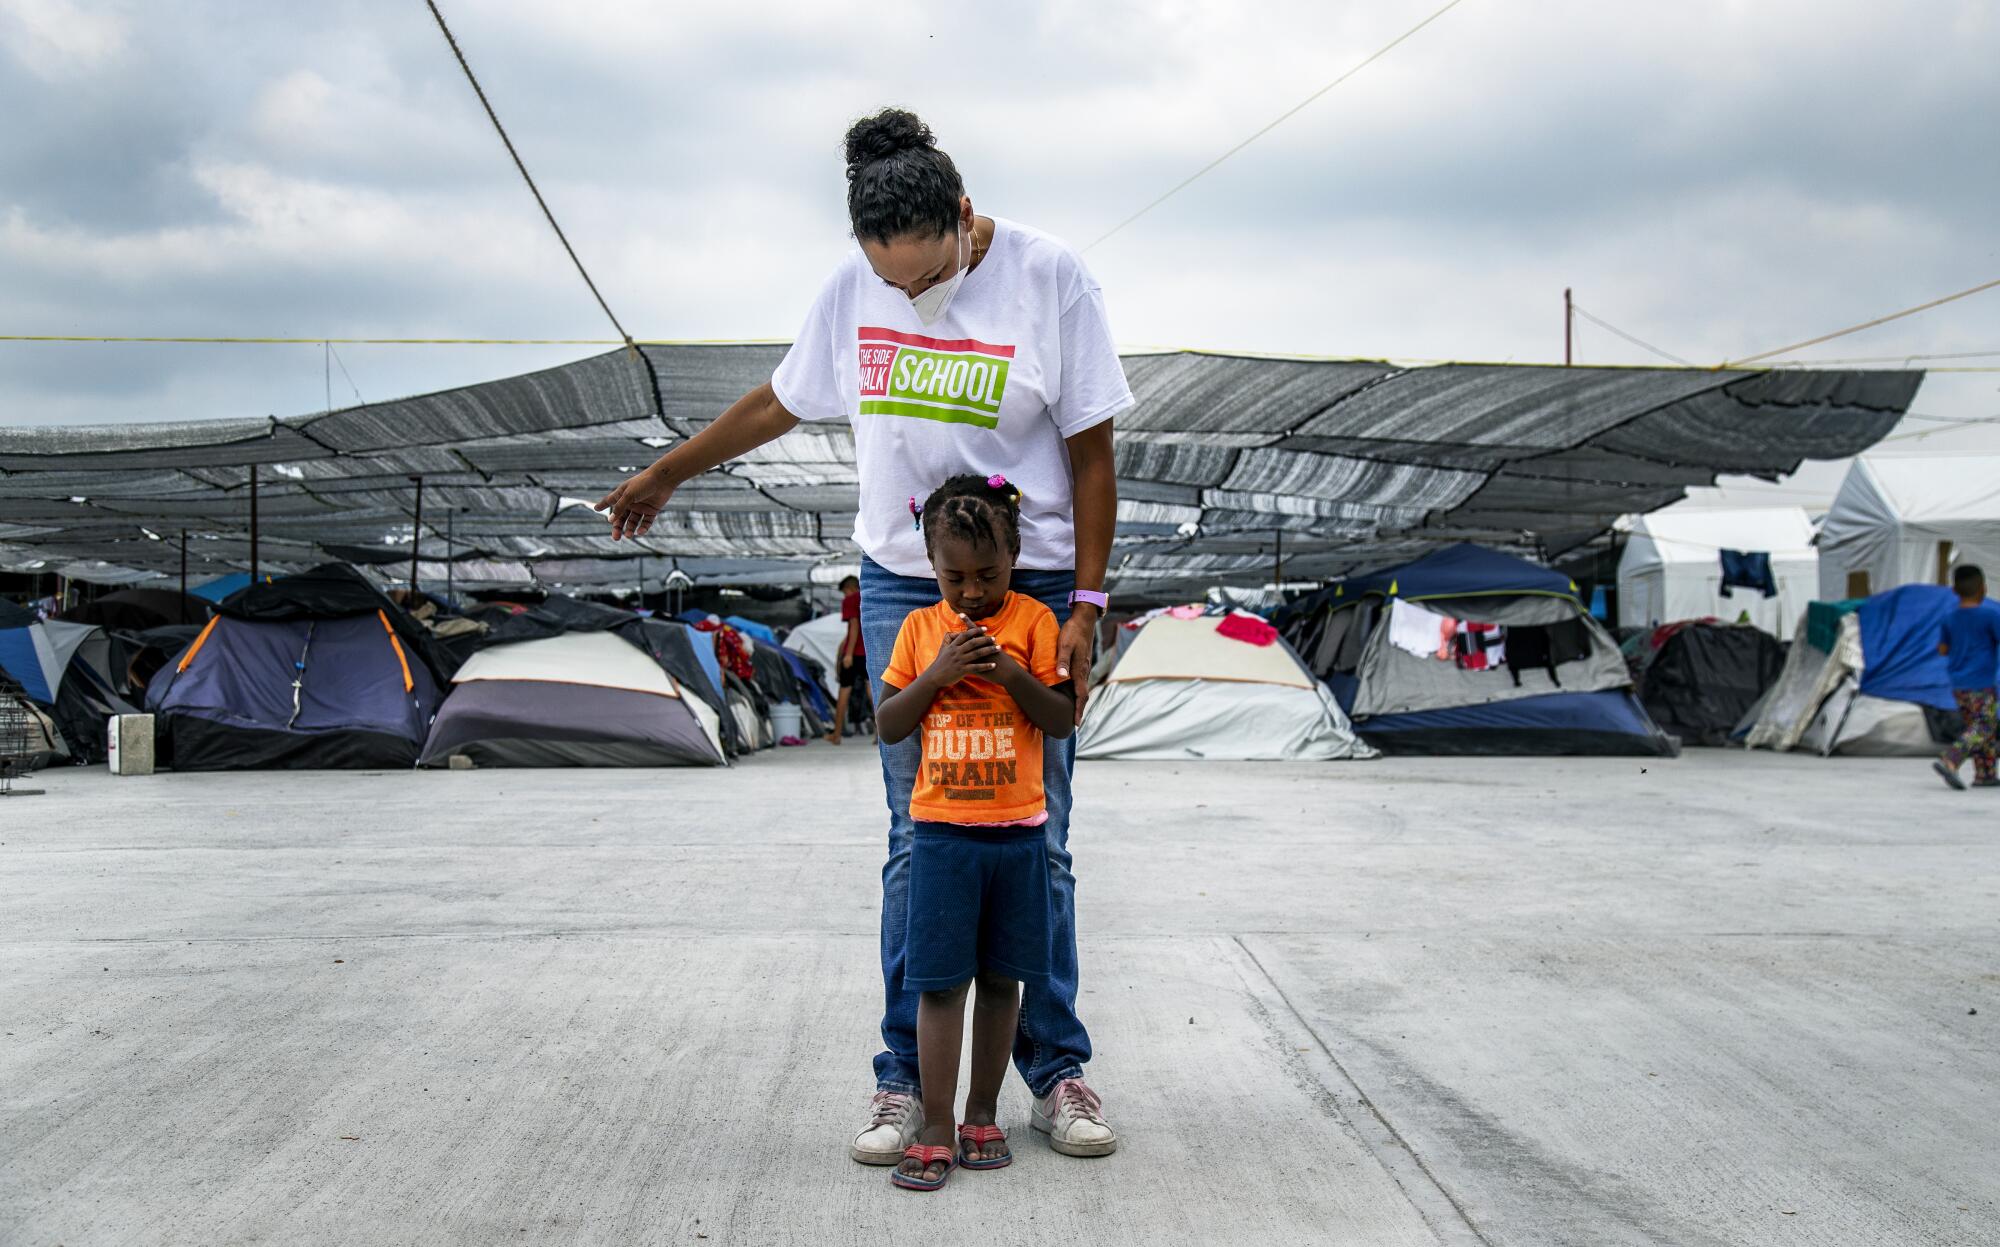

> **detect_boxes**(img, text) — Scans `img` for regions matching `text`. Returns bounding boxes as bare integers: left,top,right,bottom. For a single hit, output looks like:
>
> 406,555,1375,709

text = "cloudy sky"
2,0,1995,509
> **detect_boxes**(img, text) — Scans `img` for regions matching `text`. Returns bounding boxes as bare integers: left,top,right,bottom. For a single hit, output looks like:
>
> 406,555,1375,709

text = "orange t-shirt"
883,593,1066,824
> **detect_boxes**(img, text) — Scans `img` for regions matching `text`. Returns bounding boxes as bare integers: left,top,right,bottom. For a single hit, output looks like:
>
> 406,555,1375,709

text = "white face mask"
908,225,971,327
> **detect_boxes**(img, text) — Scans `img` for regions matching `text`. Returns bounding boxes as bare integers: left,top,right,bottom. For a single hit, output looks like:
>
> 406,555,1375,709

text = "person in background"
1933,564,2000,790
826,573,867,744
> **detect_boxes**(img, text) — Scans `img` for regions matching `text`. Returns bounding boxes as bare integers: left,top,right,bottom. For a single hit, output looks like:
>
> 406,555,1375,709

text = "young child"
1934,563,2000,790
874,473,1075,1191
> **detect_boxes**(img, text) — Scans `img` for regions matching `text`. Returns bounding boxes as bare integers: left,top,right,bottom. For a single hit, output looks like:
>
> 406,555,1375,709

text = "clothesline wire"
1881,411,2000,444
1721,276,2000,367
1767,348,2000,366
1081,0,1471,253
1898,410,2000,425
422,0,637,355
1568,303,1694,367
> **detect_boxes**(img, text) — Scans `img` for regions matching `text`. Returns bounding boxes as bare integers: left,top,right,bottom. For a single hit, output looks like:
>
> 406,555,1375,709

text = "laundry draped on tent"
0,346,1918,593
1283,543,1675,756
1617,507,1818,641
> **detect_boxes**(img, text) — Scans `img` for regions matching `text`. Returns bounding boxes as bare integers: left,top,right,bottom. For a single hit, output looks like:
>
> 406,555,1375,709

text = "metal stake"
248,465,260,585
409,475,425,596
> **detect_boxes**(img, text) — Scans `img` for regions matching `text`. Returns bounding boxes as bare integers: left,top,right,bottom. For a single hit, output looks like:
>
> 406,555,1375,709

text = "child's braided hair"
911,473,1023,560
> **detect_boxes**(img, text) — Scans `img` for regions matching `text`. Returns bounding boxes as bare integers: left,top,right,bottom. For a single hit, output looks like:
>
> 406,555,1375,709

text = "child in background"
874,474,1075,1191
1934,564,2000,790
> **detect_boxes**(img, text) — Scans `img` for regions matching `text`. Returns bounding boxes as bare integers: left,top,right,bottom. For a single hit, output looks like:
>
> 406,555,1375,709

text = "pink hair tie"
909,496,921,529
987,474,1007,489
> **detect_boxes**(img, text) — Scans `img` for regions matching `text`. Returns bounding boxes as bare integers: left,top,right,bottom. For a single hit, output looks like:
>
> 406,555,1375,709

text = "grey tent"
1078,611,1373,760
419,630,726,768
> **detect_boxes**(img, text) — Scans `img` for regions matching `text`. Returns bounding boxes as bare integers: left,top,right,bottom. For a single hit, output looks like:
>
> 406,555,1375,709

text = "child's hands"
926,624,1001,686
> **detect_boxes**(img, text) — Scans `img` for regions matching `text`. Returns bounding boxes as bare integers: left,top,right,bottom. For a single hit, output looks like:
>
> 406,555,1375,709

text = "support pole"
409,475,425,596
445,509,456,607
1564,287,1573,366
179,529,189,620
1274,527,1284,594
248,464,260,585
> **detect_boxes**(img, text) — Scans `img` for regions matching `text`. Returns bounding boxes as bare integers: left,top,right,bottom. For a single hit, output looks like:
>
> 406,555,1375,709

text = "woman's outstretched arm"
594,381,799,540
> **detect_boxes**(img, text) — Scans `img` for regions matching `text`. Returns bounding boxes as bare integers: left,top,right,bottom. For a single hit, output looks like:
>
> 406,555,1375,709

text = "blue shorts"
904,821,1052,991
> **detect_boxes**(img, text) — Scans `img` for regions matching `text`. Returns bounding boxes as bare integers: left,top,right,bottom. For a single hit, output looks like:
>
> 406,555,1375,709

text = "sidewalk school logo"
858,326,1014,429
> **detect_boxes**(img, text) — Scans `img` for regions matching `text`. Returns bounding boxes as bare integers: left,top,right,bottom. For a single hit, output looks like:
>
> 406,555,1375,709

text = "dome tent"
1285,544,1675,756
0,614,143,763
420,629,725,768
1634,622,1787,747
443,595,745,757
1077,610,1372,761
145,564,446,769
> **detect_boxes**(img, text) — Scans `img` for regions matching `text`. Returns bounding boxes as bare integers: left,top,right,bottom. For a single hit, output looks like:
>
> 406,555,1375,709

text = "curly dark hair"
917,473,1022,561
843,107,963,245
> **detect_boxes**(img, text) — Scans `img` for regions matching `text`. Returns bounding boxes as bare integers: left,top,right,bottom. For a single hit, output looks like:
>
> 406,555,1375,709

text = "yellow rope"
1721,277,2000,367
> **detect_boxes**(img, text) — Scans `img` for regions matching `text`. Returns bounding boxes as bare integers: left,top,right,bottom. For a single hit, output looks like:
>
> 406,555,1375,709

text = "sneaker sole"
1935,762,1968,791
850,1140,909,1165
1030,1113,1118,1157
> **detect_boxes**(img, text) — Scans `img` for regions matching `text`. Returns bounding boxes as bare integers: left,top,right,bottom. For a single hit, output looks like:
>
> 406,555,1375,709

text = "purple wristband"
1069,589,1109,611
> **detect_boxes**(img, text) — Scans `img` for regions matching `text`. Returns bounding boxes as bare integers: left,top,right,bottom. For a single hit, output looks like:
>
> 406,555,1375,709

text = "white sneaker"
850,1090,921,1165
1031,1078,1118,1157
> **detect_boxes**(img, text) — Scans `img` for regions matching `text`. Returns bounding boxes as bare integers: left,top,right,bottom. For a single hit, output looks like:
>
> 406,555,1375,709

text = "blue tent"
1347,690,1669,755
0,624,56,701
1332,543,1580,604
1854,584,1985,711
725,615,779,645
147,565,441,769
1291,544,1672,756
191,572,255,603
779,647,833,720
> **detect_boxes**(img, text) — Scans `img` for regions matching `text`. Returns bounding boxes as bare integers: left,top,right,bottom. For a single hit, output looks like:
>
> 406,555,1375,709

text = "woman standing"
597,107,1126,1162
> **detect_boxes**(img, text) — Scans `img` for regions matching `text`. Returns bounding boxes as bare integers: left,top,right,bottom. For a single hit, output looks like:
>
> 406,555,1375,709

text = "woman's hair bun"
844,107,936,172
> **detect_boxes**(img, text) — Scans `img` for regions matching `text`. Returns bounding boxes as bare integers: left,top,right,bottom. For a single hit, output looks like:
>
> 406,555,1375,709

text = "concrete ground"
2,746,1996,1246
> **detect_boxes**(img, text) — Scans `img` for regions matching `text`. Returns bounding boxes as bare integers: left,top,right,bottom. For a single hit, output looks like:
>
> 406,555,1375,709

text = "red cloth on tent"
1648,617,1719,650
1216,614,1279,647
695,618,755,681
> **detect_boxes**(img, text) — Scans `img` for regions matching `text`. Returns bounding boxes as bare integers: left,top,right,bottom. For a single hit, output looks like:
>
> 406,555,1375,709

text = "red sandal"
957,1123,1011,1171
889,1144,957,1191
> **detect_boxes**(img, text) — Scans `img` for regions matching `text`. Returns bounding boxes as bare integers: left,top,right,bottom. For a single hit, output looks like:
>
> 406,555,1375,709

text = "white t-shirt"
771,216,1133,578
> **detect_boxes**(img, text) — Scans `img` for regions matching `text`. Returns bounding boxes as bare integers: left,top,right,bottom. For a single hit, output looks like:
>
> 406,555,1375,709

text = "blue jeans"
860,557,1092,1098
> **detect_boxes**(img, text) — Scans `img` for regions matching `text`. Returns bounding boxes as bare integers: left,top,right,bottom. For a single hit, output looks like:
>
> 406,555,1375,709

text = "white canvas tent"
1077,611,1373,761
1618,507,1818,640
1817,455,2000,599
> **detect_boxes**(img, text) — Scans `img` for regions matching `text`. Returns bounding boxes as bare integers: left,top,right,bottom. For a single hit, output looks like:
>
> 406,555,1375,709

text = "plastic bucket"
770,702,805,740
